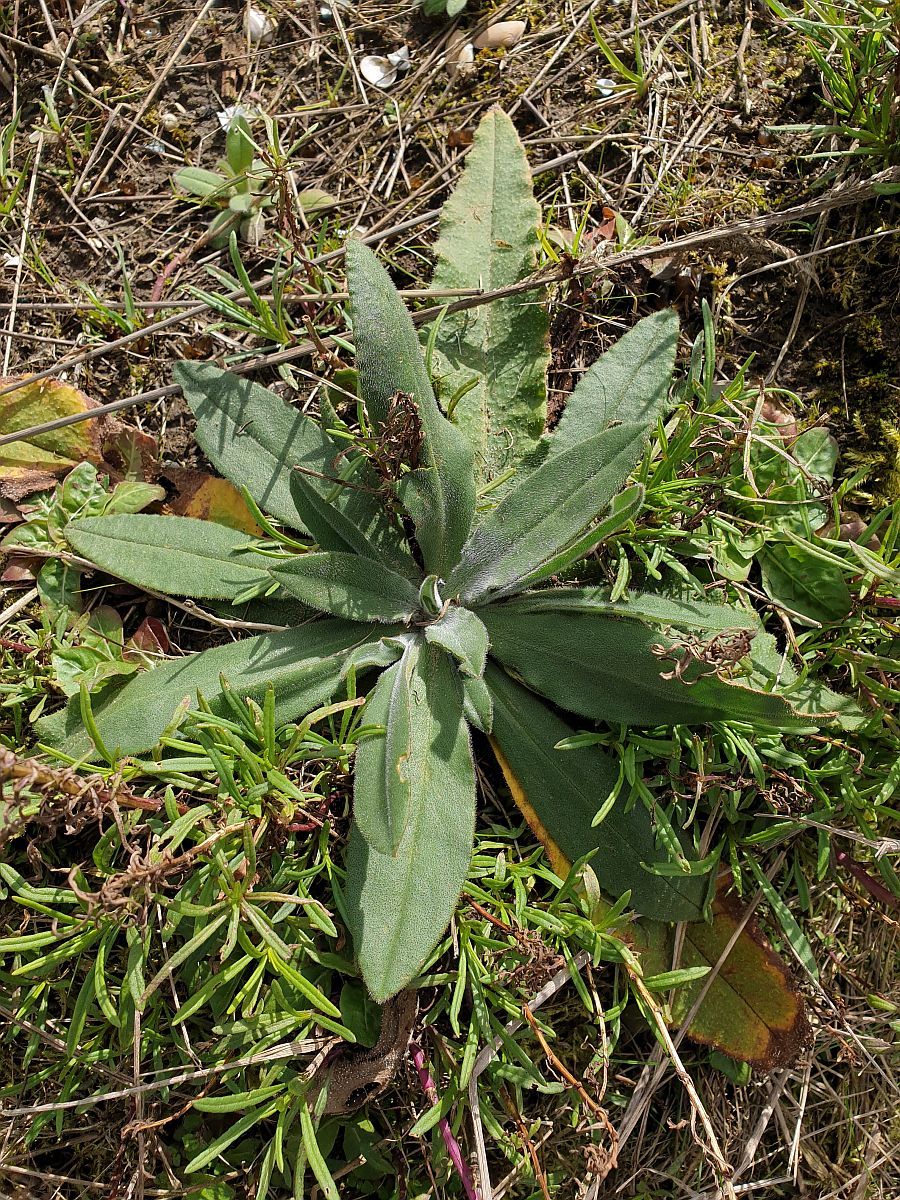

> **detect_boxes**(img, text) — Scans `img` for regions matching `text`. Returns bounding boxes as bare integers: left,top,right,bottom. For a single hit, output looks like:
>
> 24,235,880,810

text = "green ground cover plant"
35,114,857,1007
2,107,899,1199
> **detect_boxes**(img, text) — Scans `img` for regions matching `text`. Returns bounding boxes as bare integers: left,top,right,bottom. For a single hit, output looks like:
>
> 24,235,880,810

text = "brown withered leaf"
0,378,112,501
634,883,811,1070
163,467,264,535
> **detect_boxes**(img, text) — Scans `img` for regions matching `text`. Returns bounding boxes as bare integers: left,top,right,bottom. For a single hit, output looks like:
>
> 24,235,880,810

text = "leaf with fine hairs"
448,423,645,604
271,551,421,623
344,240,475,576
175,362,329,531
487,665,708,920
288,472,417,579
423,606,489,678
66,514,275,601
528,308,680,469
353,639,421,855
36,619,394,760
345,646,476,1002
175,364,413,576
427,108,549,483
494,587,758,629
482,607,833,729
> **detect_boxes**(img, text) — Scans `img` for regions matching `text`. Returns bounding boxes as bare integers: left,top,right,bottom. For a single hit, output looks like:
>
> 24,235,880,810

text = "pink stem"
410,1041,479,1200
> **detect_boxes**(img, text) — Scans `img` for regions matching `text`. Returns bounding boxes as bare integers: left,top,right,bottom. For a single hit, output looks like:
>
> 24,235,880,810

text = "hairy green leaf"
175,362,324,529
66,514,275,601
462,674,493,733
36,619,392,759
289,471,417,578
497,587,758,629
506,483,645,593
449,423,645,604
424,606,489,677
354,640,421,855
427,108,548,482
346,646,476,1001
344,240,476,576
530,308,679,467
483,608,831,728
176,363,413,576
271,551,421,622
487,665,707,920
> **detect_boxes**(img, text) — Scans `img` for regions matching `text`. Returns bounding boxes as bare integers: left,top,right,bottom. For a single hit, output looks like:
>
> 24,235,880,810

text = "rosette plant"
38,242,843,1001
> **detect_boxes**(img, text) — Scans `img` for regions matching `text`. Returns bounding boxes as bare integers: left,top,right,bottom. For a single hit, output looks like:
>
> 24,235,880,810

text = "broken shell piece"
245,7,276,46
472,20,526,50
445,32,475,76
360,46,410,89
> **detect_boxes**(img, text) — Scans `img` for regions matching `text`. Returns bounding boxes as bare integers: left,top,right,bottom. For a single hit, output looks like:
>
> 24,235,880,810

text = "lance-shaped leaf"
427,108,548,482
175,362,327,530
175,365,414,576
503,484,645,595
271,551,421,623
482,608,832,729
66,515,276,602
288,472,416,578
346,646,476,1001
448,423,645,604
487,665,708,920
36,619,392,760
528,308,680,469
353,639,421,855
344,240,476,576
635,884,810,1069
424,606,489,678
497,587,758,629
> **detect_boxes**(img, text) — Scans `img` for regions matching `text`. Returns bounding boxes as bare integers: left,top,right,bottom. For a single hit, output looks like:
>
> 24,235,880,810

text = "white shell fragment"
472,20,526,50
444,32,475,76
245,7,276,46
360,45,411,89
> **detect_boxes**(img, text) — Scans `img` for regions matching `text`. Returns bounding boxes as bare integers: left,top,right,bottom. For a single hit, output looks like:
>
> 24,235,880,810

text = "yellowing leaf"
635,885,811,1070
0,378,110,501
495,735,810,1068
491,737,570,878
164,468,263,535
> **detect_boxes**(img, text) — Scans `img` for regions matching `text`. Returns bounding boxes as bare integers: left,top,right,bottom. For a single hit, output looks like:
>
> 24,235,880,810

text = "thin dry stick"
0,1035,331,1118
2,161,897,447
522,1004,618,1164
88,0,217,196
627,969,736,1196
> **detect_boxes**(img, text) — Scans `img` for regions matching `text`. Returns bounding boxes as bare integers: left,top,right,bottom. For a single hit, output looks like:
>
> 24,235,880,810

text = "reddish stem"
409,1041,479,1200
